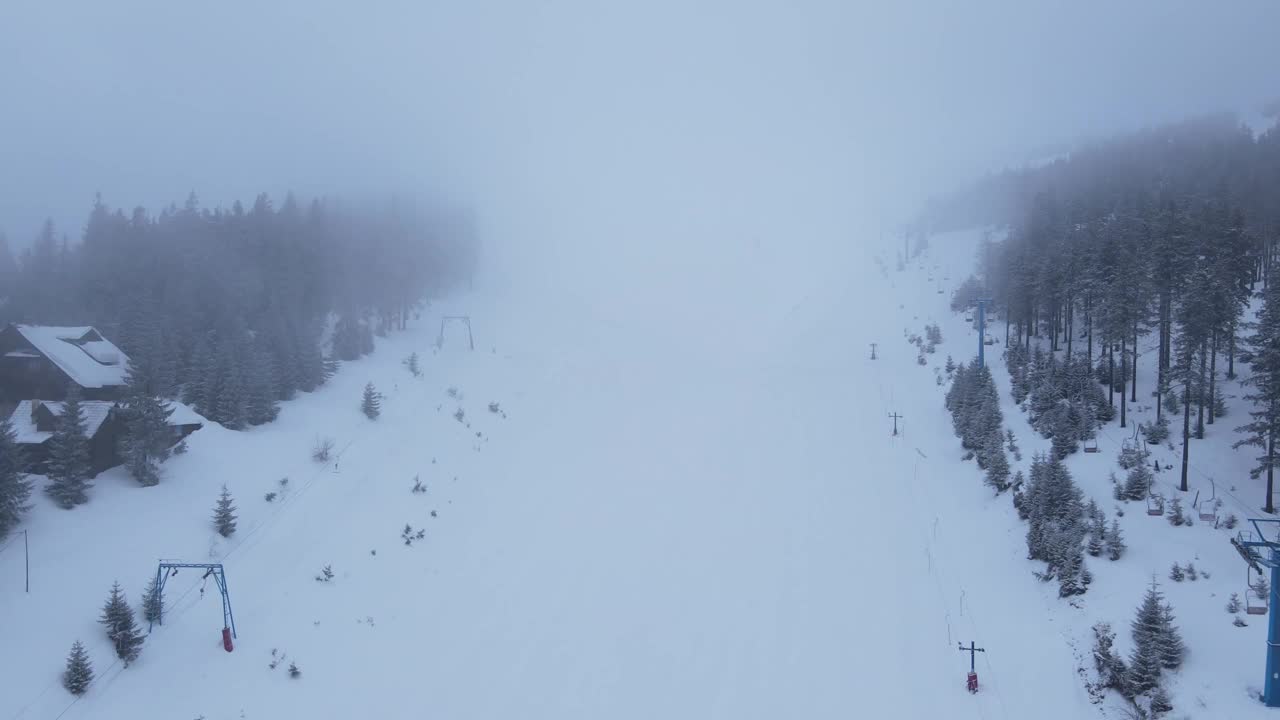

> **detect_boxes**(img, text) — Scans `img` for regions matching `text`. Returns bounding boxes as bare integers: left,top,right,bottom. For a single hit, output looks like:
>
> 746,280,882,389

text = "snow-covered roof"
7,400,115,444
13,325,130,389
165,400,206,427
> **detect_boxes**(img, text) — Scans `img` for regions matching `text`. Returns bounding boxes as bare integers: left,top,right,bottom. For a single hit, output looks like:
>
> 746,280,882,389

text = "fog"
3,0,1278,278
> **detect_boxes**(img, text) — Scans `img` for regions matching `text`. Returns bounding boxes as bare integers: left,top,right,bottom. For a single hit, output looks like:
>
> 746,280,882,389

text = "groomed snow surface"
1,228,1265,718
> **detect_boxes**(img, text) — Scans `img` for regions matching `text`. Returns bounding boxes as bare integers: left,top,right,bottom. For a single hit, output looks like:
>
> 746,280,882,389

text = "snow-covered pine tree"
62,640,93,695
1169,563,1184,581
117,367,175,487
1157,603,1185,670
1122,461,1153,502
1149,685,1173,715
213,485,238,537
406,352,421,377
1091,622,1129,695
45,384,93,509
212,331,248,429
1087,525,1104,557
1128,581,1169,694
362,382,381,420
1145,414,1170,444
1104,519,1126,561
983,432,1010,492
244,337,280,426
183,331,217,417
99,582,144,666
1022,455,1089,595
140,575,163,625
0,416,33,538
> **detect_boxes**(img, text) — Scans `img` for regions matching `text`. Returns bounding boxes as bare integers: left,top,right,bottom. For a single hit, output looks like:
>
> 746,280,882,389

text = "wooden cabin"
0,324,130,403
6,398,205,477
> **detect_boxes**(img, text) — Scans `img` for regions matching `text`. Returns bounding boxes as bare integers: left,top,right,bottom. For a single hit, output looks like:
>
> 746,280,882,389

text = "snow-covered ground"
7,223,1260,718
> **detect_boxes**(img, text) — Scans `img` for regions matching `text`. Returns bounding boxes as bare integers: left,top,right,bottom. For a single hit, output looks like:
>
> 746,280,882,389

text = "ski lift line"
29,354,482,719
911,473,1011,719
1094,419,1256,523
30,391,393,717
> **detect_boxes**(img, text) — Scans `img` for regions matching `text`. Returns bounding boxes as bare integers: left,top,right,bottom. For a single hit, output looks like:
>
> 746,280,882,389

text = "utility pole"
888,412,903,436
870,343,878,360
976,298,993,368
958,641,986,693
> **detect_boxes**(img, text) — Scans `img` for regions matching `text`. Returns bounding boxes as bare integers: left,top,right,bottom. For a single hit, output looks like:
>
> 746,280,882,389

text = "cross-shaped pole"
889,412,903,436
958,641,985,672
870,343,878,360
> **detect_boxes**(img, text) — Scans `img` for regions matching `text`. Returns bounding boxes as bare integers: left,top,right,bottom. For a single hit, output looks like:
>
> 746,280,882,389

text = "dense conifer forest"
0,193,476,430
935,113,1280,511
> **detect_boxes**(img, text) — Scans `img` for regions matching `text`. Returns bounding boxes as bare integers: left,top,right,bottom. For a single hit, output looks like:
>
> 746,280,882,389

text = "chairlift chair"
1083,438,1100,453
983,334,996,346
1146,495,1165,516
1248,567,1270,615
1196,486,1218,523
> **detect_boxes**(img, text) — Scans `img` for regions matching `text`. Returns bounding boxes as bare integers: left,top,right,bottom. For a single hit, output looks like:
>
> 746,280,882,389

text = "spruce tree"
213,485,238,537
1128,581,1168,694
0,416,33,539
406,352,421,377
244,339,280,426
362,382,381,420
1024,456,1088,596
1091,622,1129,695
99,582,144,666
1104,519,1126,561
62,640,93,695
140,575,163,625
1149,685,1173,715
1157,604,1185,670
45,384,93,509
117,369,175,487
1122,462,1152,502
983,433,1010,492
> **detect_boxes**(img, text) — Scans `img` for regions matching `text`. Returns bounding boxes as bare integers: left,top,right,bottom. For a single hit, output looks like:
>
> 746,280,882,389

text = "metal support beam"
151,562,237,639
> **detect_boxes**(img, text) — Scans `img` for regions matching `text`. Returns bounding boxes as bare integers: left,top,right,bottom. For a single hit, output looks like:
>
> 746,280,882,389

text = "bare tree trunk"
1267,428,1276,514
1181,375,1192,492
1208,330,1218,426
1196,341,1207,439
1131,320,1138,403
1228,323,1237,380
1066,297,1073,359
1108,342,1115,409
1086,297,1093,360
1120,337,1127,428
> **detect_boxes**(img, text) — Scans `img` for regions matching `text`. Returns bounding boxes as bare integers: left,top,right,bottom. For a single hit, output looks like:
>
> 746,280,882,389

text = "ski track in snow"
6,226,1258,718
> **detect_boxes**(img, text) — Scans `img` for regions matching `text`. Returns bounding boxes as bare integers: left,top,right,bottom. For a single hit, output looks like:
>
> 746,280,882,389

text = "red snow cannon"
966,671,979,693
222,627,234,652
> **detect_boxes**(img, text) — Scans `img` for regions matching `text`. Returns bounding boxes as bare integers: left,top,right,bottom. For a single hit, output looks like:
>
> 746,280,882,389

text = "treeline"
954,114,1280,510
0,192,476,429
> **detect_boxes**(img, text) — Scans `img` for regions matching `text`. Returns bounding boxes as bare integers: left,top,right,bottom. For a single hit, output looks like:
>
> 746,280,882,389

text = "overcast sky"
2,1,1277,257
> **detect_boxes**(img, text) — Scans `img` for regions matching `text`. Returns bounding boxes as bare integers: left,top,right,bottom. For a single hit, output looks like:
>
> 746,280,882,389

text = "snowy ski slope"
3,228,1107,719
